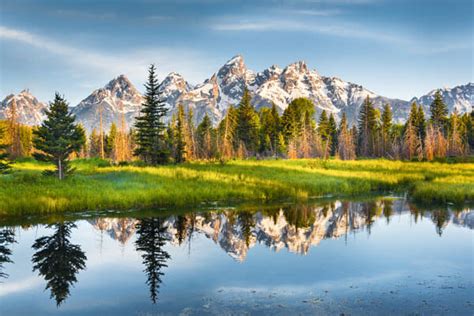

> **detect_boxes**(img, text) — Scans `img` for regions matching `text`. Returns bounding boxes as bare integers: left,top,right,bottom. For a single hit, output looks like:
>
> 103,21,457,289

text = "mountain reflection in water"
91,199,473,261
0,197,472,315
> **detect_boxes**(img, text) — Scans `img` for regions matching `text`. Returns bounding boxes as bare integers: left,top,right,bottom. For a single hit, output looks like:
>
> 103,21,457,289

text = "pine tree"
197,114,214,159
134,64,169,165
75,124,87,159
218,106,238,159
33,93,85,180
236,88,260,155
403,119,417,160
298,112,315,158
328,114,338,156
357,96,377,157
448,111,464,156
460,112,472,154
318,110,329,141
281,98,315,143
106,123,117,159
429,90,448,132
318,110,331,158
0,126,11,173
416,105,427,142
89,129,101,157
381,104,393,157
405,102,425,159
259,104,281,156
174,104,187,163
184,108,197,160
337,113,356,160
276,132,286,157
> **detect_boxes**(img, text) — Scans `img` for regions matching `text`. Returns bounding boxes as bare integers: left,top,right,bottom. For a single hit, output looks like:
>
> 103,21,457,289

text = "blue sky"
0,0,472,105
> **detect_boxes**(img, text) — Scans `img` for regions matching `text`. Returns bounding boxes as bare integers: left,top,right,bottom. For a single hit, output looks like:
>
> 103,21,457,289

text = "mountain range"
1,55,472,132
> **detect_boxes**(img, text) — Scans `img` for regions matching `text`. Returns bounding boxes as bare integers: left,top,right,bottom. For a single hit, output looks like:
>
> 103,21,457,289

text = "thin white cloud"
54,9,117,20
212,18,470,54
0,25,215,90
285,9,342,16
212,19,406,44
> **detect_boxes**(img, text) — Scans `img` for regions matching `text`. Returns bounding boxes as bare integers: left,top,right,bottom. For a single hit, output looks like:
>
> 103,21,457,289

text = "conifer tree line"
1,65,473,177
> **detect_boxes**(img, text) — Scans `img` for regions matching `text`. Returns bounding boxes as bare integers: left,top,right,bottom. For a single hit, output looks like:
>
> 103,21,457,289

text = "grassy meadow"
0,158,473,216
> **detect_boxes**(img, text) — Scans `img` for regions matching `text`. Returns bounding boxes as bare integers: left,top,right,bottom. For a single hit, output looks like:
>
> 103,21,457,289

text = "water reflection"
135,218,170,304
0,198,472,311
0,228,15,279
31,223,86,306
85,199,473,262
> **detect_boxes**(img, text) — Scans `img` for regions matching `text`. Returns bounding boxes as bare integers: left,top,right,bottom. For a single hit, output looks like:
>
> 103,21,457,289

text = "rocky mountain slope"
71,75,144,132
2,56,472,131
0,89,47,126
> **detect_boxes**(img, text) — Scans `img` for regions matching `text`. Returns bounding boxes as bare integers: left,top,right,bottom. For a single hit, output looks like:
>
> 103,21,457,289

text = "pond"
0,197,473,315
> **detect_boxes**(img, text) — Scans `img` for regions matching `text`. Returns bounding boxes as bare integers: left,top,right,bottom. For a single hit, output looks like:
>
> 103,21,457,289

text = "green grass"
0,158,473,216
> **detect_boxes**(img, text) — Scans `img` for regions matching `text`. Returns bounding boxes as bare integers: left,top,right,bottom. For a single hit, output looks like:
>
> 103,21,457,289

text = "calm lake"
0,197,473,315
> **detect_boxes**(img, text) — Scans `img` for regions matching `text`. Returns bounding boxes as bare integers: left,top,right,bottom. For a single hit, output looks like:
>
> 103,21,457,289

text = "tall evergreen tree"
281,98,315,142
134,64,169,165
408,102,426,142
236,88,260,155
461,112,473,153
106,123,117,159
197,114,214,159
218,106,238,159
0,126,11,173
174,104,187,163
416,105,427,141
89,128,101,158
318,110,331,158
357,96,377,157
381,104,393,157
328,114,338,156
429,90,448,132
337,113,356,160
259,104,281,156
33,93,85,180
318,110,330,141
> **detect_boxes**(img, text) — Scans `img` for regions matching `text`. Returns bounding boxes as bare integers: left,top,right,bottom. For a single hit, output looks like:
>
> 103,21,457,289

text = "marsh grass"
0,158,472,216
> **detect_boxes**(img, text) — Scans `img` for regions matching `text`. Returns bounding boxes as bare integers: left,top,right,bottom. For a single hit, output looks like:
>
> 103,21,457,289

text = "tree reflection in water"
135,217,171,304
0,228,15,280
32,222,86,306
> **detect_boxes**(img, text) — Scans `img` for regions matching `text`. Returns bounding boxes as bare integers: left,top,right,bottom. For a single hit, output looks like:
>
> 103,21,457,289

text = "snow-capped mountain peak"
71,75,144,132
0,90,47,126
